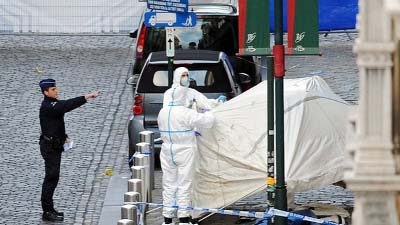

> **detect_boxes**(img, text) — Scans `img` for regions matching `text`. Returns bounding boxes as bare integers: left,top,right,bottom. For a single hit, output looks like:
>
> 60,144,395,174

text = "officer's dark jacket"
40,96,86,140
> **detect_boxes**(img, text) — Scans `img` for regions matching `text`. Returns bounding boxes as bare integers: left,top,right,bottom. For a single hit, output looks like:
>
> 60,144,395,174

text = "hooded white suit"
158,85,215,219
163,67,220,111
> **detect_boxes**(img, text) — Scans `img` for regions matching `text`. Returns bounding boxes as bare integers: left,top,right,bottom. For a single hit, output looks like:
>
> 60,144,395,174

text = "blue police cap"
39,79,56,90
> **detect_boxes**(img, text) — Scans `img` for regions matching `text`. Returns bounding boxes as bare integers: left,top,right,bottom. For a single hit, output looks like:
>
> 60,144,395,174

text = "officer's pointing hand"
85,91,100,100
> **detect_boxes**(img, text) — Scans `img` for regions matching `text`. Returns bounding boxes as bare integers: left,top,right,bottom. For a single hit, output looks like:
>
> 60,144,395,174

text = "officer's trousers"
40,142,62,212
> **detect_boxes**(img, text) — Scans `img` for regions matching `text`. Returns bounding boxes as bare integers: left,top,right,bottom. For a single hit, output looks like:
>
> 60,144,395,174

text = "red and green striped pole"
274,0,288,225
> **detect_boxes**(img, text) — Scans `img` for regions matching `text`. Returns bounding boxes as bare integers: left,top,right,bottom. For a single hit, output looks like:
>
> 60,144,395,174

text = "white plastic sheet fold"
192,76,350,212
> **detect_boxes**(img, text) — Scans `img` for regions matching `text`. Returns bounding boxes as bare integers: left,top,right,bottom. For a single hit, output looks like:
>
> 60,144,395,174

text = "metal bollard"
133,153,152,202
135,142,150,154
124,191,140,204
117,218,134,225
128,179,142,201
139,131,155,189
134,153,150,167
131,166,149,202
121,204,138,222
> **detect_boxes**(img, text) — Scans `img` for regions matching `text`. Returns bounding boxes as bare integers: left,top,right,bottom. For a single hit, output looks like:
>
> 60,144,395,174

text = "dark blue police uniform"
38,79,87,221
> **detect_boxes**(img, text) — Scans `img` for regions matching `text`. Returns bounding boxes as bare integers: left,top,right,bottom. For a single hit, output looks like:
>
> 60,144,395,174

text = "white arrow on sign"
165,27,175,57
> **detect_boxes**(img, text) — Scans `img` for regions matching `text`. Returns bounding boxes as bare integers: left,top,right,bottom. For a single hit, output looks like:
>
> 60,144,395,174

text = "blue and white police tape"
124,202,341,225
129,152,151,163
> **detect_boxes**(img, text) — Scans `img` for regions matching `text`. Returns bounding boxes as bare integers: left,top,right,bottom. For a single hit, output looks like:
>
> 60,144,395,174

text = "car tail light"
132,94,144,115
136,25,147,59
132,105,143,115
134,95,143,104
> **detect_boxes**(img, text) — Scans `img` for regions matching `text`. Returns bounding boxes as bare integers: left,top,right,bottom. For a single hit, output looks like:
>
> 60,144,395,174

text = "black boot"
52,209,64,217
42,211,64,222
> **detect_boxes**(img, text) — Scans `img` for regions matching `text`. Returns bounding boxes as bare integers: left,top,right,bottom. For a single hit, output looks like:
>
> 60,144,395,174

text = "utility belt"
40,134,65,146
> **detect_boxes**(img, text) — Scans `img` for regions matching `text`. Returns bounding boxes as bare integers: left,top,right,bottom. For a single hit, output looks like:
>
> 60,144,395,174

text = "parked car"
130,1,261,88
126,49,251,168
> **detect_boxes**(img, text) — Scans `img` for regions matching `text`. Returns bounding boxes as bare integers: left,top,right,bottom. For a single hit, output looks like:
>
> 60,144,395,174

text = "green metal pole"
274,0,287,225
267,56,275,209
267,56,276,225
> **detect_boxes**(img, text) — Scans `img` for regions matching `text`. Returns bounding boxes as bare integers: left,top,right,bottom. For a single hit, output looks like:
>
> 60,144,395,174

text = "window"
138,63,232,93
145,17,238,54
153,69,214,87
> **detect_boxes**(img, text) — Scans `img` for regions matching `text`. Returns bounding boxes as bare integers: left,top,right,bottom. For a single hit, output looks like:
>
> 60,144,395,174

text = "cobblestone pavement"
0,34,134,225
0,32,358,225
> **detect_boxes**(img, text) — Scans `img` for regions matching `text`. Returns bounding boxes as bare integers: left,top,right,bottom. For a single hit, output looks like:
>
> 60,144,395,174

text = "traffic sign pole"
165,27,175,86
168,57,174,87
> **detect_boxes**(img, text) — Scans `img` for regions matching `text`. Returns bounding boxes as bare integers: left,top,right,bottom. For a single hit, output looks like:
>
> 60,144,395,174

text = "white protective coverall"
157,85,215,219
163,67,220,111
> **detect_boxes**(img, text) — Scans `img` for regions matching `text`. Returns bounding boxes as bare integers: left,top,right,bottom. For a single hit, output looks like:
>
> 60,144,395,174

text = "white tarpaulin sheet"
192,76,350,212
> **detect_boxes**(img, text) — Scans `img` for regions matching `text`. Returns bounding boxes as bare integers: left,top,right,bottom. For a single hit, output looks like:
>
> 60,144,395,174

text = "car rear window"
137,63,232,93
144,16,238,56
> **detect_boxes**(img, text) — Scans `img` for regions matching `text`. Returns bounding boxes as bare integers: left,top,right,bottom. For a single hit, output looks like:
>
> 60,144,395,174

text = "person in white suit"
163,67,226,111
158,69,216,225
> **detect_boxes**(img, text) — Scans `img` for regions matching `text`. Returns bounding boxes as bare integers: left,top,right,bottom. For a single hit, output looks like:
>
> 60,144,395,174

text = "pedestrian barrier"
131,166,151,202
121,205,138,222
123,202,342,225
119,130,157,225
124,192,141,204
128,179,142,201
132,153,152,201
138,131,155,190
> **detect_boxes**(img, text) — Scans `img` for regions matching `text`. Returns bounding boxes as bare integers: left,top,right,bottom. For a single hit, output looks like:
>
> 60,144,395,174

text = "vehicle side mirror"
238,72,251,84
129,29,138,38
126,75,139,85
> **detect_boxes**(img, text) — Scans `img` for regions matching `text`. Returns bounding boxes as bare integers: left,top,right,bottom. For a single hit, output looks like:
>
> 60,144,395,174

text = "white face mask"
181,76,189,87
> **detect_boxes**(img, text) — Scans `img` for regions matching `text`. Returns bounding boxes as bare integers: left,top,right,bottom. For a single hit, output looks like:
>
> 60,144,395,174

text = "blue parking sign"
144,12,196,28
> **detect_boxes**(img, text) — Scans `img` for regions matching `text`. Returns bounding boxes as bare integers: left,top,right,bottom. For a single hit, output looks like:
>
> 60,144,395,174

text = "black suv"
130,2,261,87
126,50,250,167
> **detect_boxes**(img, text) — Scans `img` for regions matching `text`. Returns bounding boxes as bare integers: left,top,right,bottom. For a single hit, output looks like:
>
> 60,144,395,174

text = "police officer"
38,78,99,222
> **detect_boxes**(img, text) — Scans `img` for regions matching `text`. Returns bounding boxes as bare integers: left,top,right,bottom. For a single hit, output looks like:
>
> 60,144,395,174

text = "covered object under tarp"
192,76,351,214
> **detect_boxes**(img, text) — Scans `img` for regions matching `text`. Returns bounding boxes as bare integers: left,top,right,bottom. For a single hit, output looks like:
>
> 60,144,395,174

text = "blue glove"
194,131,202,136
217,95,227,103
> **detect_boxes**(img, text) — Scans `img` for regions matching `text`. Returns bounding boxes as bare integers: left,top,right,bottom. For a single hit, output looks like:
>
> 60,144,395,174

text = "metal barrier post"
138,131,155,189
128,179,142,201
121,205,138,223
133,153,151,202
130,166,148,224
124,191,140,203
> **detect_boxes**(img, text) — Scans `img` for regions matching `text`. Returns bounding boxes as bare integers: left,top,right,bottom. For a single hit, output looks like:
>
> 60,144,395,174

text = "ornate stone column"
346,0,400,225
386,0,400,174
386,0,400,218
